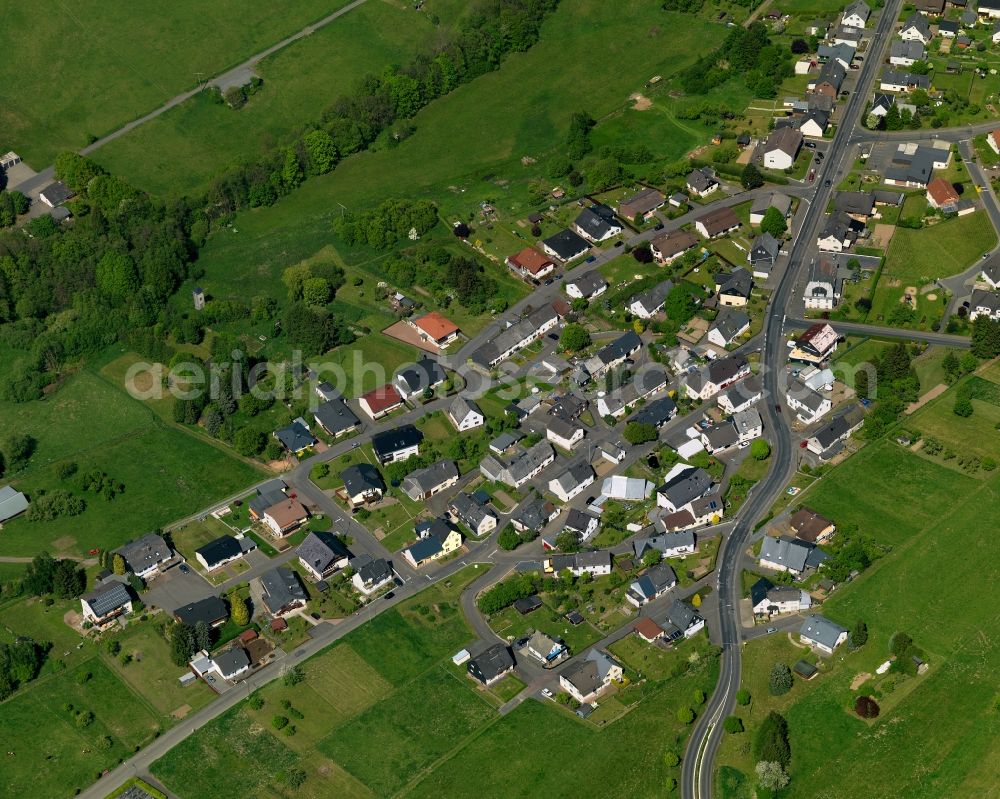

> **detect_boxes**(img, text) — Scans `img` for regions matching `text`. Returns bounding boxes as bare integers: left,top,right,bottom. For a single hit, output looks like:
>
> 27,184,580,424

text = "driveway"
144,566,215,613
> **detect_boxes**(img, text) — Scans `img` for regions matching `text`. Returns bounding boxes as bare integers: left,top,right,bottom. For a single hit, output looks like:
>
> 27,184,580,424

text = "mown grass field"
0,0,357,165
0,367,263,557
905,372,1000,466
719,377,1000,798
0,659,161,798
92,1,453,195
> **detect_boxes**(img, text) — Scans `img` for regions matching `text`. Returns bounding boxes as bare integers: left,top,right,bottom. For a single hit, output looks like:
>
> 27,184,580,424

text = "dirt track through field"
905,383,948,415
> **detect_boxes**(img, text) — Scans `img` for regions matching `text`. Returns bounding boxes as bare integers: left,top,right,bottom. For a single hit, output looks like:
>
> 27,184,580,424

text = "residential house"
634,617,666,643
297,531,352,581
749,233,781,278
686,167,719,197
447,395,485,431
39,181,74,207
968,289,1000,320
401,460,460,501
900,13,933,42
195,535,255,572
565,271,608,300
915,0,945,11
628,396,678,428
547,416,585,451
695,206,741,239
650,229,699,264
733,407,764,443
469,305,559,369
619,187,666,221
717,375,763,414
560,650,623,703
763,127,803,170
626,563,678,606
0,485,29,523
633,530,697,559
543,550,612,577
750,192,792,226
870,92,895,118
541,229,590,262
707,309,751,348
274,418,317,455
884,142,950,188
350,554,395,594
663,599,706,640
669,192,690,207
842,0,871,27
449,493,498,536
117,533,174,579
986,0,1000,20
586,331,643,377
803,259,844,310
525,631,568,665
511,494,560,534
981,257,1000,288
573,205,623,243
715,268,754,307
395,357,446,400
404,518,463,567
488,430,524,455
880,68,931,92
682,354,751,400
789,507,837,543
358,384,404,420
629,280,675,318
835,191,876,222
786,378,833,424
255,566,308,618
548,463,595,503
262,498,309,537
506,246,556,281
806,409,863,456
759,535,827,576
811,59,846,98
340,463,385,506
410,311,461,348
791,322,840,363
926,177,960,211
80,582,133,627
889,39,926,66
596,366,669,418
371,424,423,464
817,42,855,68
211,648,251,682
939,19,959,38
600,475,656,501
657,465,714,512
799,109,829,139
817,211,861,252
701,420,740,454
479,440,555,488
173,596,228,628
467,644,515,686
800,615,849,654
313,396,361,438
750,578,812,615
249,479,288,521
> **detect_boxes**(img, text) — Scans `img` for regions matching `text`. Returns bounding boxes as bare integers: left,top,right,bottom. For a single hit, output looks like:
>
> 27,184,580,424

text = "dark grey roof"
800,615,848,648
213,647,250,677
820,210,859,243
666,599,703,631
542,228,590,260
760,535,812,572
396,357,446,394
881,68,930,89
658,467,713,509
82,581,132,617
750,576,775,608
350,553,393,586
174,595,228,627
633,530,695,558
564,508,598,535
597,331,643,365
249,487,287,518
449,395,483,423
450,492,496,529
561,649,619,696
118,533,172,572
314,396,360,434
686,167,718,192
401,460,459,499
574,206,622,239
195,535,243,568
275,420,316,452
512,494,558,532
468,643,515,682
834,191,876,217
297,531,352,574
566,270,608,297
703,421,739,450
810,415,852,449
258,567,307,614
628,395,677,428
817,59,846,90
890,40,925,60
341,463,385,497
371,424,423,459
711,309,750,344
631,280,674,314
0,485,29,522
40,181,74,205
716,267,754,298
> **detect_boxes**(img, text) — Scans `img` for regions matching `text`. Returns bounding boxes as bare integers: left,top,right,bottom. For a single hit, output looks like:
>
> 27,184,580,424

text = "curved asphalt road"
681,1,903,796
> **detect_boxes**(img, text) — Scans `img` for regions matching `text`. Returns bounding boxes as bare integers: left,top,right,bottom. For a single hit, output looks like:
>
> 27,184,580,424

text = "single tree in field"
850,619,868,649
769,662,793,696
755,761,789,791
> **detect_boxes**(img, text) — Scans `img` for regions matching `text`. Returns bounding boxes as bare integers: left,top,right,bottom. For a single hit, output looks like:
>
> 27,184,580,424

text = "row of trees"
22,552,87,598
680,23,794,99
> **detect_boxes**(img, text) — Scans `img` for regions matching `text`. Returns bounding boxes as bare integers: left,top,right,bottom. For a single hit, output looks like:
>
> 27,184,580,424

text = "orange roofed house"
925,177,960,212
358,384,404,419
409,311,460,349
506,246,556,282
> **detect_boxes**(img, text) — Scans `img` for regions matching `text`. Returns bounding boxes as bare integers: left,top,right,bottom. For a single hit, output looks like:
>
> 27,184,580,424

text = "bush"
271,715,289,730
768,662,793,696
663,751,680,767
724,715,744,733
736,688,752,706
248,695,264,710
677,706,695,724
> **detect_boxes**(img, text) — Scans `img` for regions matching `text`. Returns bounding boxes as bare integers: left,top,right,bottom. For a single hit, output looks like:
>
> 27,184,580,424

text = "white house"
559,650,623,704
548,463,595,503
448,396,485,431
546,417,585,451
733,407,763,443
800,615,849,654
117,534,174,580
80,582,133,628
350,554,395,595
786,379,832,424
763,127,803,170
842,0,871,28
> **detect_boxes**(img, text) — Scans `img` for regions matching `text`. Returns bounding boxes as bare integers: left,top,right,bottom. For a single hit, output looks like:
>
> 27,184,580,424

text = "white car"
541,688,554,699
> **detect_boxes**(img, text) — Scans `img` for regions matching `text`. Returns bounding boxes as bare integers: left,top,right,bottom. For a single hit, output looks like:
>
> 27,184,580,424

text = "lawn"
92,1,449,195
0,0,358,166
487,601,604,656
904,373,1000,467
1,659,161,798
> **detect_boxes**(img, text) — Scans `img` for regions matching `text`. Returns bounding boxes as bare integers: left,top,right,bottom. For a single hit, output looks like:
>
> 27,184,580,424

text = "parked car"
384,591,395,600
824,179,831,187
654,222,664,230
178,564,189,574
805,141,817,149
614,240,624,247
585,255,597,263
766,627,778,634
541,688,554,698
808,169,815,182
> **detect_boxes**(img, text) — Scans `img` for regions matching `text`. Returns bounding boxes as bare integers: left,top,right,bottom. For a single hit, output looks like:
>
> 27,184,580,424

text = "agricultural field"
0,0,358,165
718,380,1000,798
0,368,263,558
92,1,455,195
1,659,161,798
869,212,996,329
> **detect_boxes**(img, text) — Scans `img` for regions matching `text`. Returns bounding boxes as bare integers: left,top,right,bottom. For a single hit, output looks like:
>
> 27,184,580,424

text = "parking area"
144,564,215,613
